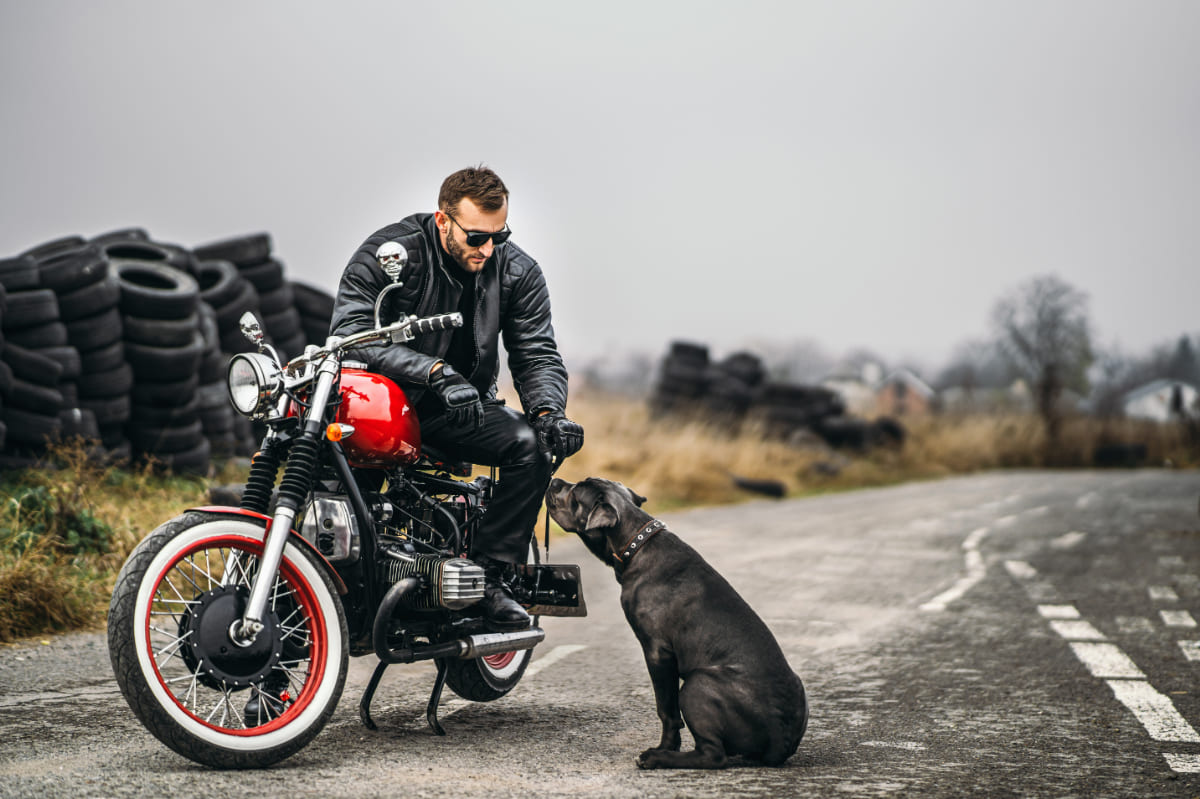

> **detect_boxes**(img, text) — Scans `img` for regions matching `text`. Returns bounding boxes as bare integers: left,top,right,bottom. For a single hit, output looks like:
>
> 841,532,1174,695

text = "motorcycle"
107,242,586,769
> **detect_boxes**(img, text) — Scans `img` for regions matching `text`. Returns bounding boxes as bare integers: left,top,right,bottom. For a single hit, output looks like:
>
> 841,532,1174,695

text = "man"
329,165,584,631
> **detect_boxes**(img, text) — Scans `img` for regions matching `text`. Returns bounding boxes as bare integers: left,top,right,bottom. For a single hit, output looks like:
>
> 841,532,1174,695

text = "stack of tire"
112,255,210,475
649,341,712,416
751,383,846,440
291,281,336,348
703,351,767,418
193,234,306,361
0,239,90,466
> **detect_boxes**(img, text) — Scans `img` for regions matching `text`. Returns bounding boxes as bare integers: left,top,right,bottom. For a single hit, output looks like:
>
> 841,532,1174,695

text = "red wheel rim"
483,651,517,669
143,533,328,736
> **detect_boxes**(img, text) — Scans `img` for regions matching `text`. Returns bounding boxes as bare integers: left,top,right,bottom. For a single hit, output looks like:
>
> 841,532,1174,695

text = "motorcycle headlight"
227,353,282,418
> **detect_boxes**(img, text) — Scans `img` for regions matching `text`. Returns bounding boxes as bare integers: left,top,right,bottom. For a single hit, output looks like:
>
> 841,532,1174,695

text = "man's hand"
531,411,584,460
428,363,483,431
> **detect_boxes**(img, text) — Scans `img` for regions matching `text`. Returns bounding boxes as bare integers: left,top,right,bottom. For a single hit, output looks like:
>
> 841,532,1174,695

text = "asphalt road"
2,470,1200,798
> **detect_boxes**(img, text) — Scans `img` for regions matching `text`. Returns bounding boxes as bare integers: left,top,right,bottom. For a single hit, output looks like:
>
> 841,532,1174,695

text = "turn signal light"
326,423,356,442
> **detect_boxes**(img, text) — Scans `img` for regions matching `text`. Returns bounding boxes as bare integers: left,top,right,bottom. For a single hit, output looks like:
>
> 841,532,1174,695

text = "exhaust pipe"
377,625,545,664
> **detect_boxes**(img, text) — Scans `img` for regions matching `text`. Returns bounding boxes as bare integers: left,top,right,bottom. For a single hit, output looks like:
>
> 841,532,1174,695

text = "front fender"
186,505,349,595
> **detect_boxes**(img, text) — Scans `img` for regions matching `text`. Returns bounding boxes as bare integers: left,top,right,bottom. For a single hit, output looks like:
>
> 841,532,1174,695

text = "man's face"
436,197,508,274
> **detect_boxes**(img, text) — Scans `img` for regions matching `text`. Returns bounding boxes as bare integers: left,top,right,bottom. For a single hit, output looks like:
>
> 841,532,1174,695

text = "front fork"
234,357,340,644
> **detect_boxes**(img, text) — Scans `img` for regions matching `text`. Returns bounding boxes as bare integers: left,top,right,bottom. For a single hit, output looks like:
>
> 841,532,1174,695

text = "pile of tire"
0,229,340,475
649,341,712,417
193,234,307,361
647,339,906,452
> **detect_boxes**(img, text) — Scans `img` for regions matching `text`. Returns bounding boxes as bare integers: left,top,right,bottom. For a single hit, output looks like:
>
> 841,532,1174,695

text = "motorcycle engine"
384,553,485,611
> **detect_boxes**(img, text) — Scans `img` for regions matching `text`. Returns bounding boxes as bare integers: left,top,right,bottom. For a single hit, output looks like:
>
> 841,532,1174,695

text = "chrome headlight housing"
227,353,282,418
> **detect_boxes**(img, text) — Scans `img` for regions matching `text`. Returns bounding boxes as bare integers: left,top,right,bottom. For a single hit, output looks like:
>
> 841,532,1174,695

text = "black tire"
2,289,59,329
0,360,14,399
128,419,205,454
80,394,132,426
122,312,200,348
130,374,199,406
0,419,6,450
1,406,62,445
107,511,348,768
301,317,331,347
21,235,87,262
60,381,77,407
7,321,68,348
668,341,709,366
659,358,710,385
140,437,211,475
35,245,108,292
78,362,135,398
40,345,82,380
65,307,122,351
196,260,242,309
59,407,100,440
263,306,302,340
114,260,200,320
273,332,308,362
0,256,40,291
192,233,273,267
78,340,125,374
257,283,295,316
130,396,200,428
291,282,334,320
124,333,205,382
1,341,65,386
56,272,121,321
7,377,64,414
212,279,261,328
90,227,149,244
239,259,286,293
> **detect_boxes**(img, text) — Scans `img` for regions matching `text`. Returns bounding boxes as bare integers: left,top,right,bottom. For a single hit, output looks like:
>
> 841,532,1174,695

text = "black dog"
545,477,808,769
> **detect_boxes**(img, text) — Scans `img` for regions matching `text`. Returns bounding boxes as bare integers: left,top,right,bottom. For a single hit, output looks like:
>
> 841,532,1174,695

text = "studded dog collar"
612,519,666,566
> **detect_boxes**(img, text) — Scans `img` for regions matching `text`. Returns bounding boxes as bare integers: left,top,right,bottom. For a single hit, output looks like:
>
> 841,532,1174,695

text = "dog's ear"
585,501,620,531
630,489,648,507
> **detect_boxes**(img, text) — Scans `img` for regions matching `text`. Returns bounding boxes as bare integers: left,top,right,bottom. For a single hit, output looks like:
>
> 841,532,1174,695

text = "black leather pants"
421,401,552,565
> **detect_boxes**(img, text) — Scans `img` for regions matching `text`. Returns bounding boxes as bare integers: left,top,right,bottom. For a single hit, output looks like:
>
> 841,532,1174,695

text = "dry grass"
2,395,1195,643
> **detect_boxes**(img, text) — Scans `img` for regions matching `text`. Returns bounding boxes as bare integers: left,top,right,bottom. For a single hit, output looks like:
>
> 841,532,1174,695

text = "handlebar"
282,312,463,377
407,312,463,336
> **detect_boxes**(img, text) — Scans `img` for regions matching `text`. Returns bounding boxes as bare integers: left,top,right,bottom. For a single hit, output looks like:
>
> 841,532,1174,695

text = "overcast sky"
2,1,1197,376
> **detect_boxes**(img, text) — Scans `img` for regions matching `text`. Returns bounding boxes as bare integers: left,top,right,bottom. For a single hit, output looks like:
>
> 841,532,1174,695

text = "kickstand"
359,660,389,730
426,659,449,736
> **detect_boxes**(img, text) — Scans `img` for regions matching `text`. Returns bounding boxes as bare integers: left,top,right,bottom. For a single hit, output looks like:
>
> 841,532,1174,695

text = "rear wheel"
107,511,347,768
442,541,540,701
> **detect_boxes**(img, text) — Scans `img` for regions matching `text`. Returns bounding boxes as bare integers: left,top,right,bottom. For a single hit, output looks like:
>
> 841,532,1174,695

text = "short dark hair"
438,165,509,214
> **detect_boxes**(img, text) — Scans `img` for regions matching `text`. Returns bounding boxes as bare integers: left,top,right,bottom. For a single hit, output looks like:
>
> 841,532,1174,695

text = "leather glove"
428,364,483,431
531,411,584,460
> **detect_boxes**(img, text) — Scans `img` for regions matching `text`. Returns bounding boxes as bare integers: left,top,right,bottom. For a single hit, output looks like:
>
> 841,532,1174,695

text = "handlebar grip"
409,312,463,335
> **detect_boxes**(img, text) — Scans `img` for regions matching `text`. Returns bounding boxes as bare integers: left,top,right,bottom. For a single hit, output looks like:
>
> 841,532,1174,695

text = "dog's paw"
637,749,663,770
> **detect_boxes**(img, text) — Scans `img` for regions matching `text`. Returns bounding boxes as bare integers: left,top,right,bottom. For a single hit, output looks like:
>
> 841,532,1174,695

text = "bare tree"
991,275,1093,451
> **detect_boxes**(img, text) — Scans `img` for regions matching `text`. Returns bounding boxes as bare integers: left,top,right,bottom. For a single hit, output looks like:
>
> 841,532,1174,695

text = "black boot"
244,670,290,727
476,558,531,633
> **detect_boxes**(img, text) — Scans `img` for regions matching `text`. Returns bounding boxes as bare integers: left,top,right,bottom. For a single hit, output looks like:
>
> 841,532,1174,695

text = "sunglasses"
445,212,512,247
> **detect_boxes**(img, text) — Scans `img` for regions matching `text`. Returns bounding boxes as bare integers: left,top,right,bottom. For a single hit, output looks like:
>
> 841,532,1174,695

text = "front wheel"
107,511,348,768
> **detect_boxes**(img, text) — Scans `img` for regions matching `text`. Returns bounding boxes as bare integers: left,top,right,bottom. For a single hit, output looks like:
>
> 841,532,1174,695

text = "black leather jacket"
329,213,568,417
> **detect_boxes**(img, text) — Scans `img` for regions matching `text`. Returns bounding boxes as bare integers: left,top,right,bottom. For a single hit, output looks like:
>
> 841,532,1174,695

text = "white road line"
1049,620,1106,641
1106,680,1200,743
523,643,587,679
419,644,587,725
1115,616,1156,635
1163,754,1200,773
1005,560,1038,580
1050,531,1087,550
1149,586,1180,602
1160,610,1197,628
1075,492,1098,510
1177,641,1200,662
1069,642,1146,679
1160,556,1187,569
920,528,988,611
1037,604,1080,619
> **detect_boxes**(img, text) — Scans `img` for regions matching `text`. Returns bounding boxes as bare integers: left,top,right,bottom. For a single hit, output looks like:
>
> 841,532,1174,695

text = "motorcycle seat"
415,443,473,477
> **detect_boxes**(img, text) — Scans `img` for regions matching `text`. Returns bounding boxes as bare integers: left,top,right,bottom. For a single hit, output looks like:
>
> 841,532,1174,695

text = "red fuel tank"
335,369,421,468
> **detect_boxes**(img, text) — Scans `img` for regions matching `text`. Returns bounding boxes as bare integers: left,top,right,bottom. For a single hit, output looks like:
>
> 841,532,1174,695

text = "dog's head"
546,477,648,567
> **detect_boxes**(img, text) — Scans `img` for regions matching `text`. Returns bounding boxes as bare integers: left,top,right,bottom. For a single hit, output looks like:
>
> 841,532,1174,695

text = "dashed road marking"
1006,560,1038,580
1160,610,1197,628
1116,616,1156,635
1075,492,1098,510
1163,754,1200,773
1037,604,1080,619
1160,556,1187,569
1050,531,1088,550
1150,586,1180,602
1049,620,1106,640
1106,680,1200,742
1068,642,1146,679
1177,641,1200,662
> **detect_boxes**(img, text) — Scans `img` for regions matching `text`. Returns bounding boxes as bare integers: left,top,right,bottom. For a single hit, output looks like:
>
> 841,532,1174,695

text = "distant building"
820,361,883,416
875,368,936,417
1121,379,1199,422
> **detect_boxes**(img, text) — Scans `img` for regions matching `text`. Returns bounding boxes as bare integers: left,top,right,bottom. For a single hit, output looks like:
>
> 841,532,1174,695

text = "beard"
444,232,482,272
